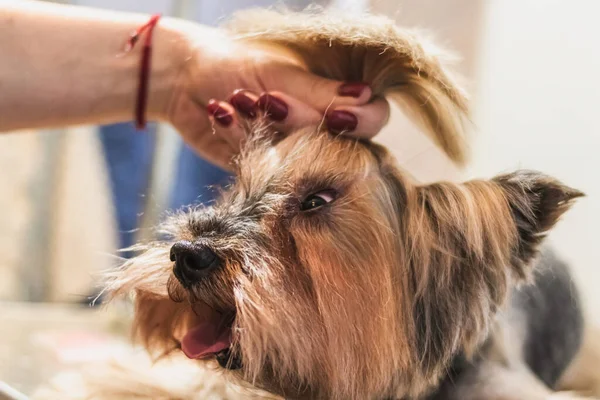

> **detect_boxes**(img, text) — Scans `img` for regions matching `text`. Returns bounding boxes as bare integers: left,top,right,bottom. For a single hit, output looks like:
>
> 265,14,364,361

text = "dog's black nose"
170,241,220,286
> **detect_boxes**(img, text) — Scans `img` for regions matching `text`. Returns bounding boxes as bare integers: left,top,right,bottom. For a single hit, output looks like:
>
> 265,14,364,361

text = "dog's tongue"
182,320,232,359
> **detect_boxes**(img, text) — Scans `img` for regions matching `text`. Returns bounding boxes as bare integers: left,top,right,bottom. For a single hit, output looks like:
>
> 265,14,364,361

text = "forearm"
0,1,189,132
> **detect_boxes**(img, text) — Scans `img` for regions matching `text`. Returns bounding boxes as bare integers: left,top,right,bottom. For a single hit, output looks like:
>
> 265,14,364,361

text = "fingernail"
337,82,369,98
326,110,358,134
230,90,258,119
207,99,233,127
257,94,288,122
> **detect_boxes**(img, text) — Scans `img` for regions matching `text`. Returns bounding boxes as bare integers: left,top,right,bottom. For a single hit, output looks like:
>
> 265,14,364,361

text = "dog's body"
431,248,585,399
36,9,600,400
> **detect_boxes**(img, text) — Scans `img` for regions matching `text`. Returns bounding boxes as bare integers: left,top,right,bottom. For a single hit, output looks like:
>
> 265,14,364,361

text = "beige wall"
47,127,118,302
471,0,600,324
0,128,117,302
0,131,41,300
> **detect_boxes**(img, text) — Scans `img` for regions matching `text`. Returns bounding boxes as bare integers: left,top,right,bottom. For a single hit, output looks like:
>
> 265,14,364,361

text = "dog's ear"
493,170,584,269
399,170,581,378
226,9,469,164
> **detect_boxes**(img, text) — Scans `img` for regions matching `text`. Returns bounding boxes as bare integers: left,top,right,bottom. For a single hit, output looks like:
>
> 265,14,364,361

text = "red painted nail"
326,110,358,134
257,94,288,122
230,90,258,119
207,99,233,127
337,82,369,98
215,113,233,127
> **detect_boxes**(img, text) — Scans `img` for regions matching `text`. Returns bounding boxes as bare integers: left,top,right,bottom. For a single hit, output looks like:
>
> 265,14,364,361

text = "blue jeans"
99,123,154,251
168,144,230,210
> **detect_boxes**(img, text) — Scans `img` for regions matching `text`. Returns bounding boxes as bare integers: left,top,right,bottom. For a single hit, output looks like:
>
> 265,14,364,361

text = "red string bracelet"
123,14,161,130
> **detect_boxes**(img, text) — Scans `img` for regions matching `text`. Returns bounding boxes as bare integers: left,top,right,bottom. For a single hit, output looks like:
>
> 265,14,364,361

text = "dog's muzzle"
170,240,221,286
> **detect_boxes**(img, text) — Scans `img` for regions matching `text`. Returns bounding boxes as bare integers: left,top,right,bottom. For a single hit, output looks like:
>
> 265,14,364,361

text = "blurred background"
1,0,598,397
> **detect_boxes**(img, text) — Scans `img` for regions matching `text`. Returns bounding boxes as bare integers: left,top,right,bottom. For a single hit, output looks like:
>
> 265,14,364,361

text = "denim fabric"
168,144,230,210
98,123,155,250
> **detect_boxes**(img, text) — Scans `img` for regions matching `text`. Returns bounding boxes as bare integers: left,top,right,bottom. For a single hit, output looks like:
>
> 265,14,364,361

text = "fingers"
229,90,258,120
225,90,389,138
252,91,390,139
256,92,322,131
206,99,246,149
209,83,388,155
276,65,372,111
326,97,390,139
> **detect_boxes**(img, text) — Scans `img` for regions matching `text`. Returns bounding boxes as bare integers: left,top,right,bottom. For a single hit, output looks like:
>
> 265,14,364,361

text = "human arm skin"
0,1,389,168
0,1,189,131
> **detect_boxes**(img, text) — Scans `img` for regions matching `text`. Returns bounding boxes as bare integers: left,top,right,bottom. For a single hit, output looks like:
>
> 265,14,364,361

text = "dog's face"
109,129,582,399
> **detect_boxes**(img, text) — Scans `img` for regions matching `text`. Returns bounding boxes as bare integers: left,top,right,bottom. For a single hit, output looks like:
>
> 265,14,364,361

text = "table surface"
0,301,131,397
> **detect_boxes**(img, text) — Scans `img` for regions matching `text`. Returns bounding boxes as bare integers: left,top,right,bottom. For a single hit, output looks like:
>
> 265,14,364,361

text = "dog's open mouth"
181,305,237,366
182,320,231,359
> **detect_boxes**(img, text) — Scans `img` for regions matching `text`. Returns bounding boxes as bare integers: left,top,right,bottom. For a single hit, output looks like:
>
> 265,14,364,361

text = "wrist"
145,18,191,122
146,19,235,122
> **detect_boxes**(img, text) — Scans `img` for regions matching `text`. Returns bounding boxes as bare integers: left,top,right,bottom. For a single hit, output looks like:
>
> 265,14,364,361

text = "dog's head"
106,10,583,400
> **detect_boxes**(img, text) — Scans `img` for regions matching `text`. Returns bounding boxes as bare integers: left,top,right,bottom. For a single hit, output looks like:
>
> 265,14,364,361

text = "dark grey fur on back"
517,248,583,387
429,247,584,399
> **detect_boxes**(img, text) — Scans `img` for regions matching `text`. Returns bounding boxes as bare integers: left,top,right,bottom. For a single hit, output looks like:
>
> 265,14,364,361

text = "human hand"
153,19,390,169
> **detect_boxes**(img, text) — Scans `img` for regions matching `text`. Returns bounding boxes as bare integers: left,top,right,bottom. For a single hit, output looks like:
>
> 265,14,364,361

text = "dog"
40,9,600,400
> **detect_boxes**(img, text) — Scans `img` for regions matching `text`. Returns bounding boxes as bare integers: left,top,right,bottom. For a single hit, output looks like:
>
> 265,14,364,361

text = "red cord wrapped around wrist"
123,14,161,130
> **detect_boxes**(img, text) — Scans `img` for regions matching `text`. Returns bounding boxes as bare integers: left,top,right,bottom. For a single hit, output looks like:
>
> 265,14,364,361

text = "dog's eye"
300,189,337,211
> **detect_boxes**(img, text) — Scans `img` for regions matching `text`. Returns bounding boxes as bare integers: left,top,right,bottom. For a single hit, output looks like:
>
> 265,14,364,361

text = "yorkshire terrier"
39,9,600,400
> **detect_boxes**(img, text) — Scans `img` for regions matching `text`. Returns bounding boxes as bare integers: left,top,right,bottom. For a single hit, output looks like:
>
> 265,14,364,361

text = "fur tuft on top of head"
225,8,470,164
